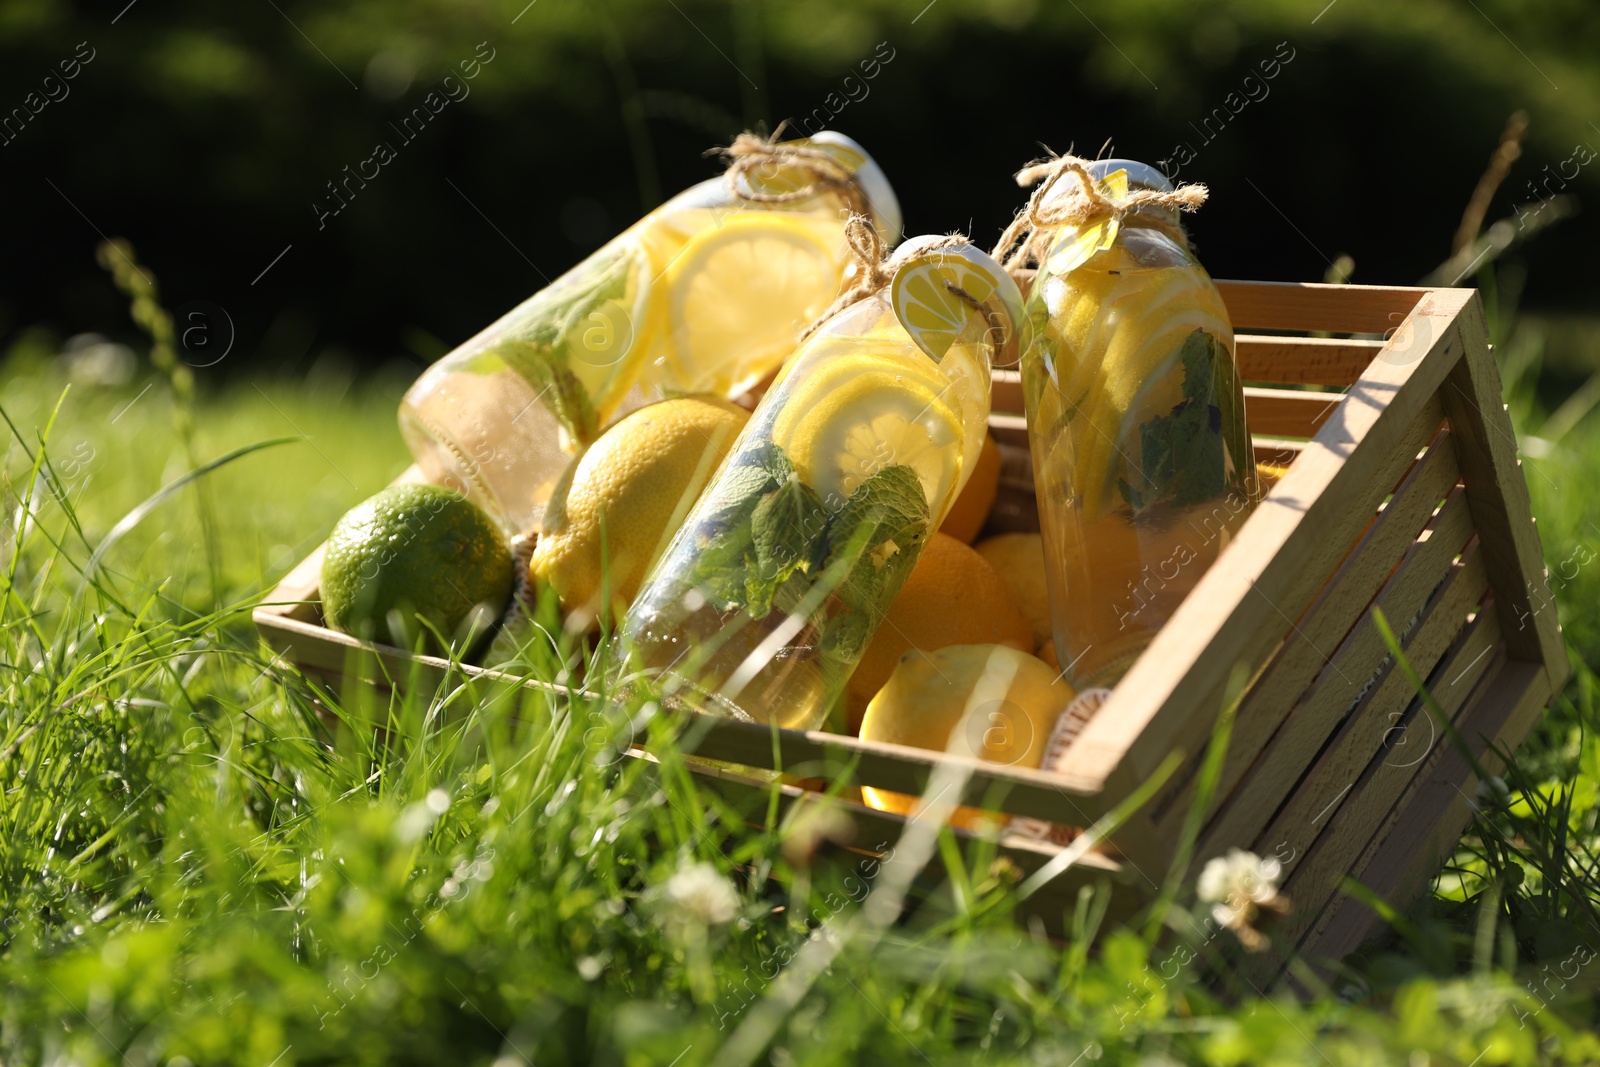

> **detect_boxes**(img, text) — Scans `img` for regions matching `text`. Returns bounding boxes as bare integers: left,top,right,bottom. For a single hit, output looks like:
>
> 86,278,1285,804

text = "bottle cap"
806,130,903,244
1081,158,1175,194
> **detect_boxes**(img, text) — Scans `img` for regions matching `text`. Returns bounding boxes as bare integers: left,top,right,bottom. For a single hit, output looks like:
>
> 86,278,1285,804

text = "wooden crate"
255,280,1568,978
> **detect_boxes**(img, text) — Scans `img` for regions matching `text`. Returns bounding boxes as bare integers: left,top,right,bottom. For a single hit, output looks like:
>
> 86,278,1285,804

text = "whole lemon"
846,531,1033,732
531,396,748,625
974,532,1053,650
859,644,1075,822
321,482,513,653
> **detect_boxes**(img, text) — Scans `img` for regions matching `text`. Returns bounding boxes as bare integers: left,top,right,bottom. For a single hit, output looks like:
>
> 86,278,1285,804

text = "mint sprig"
1117,328,1241,512
815,463,930,661
483,242,637,446
680,444,931,655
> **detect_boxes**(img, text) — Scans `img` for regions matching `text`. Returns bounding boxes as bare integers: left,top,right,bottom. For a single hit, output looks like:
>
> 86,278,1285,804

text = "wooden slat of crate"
1252,439,1309,468
1214,280,1426,335
1237,336,1385,387
1184,485,1475,850
996,337,1387,411
998,383,1350,441
1299,644,1549,966
1151,429,1460,829
987,411,1028,445
983,433,1313,544
990,417,1310,472
1247,612,1513,984
990,369,1025,416
1436,317,1569,679
678,715,1119,825
1240,387,1345,438
1055,289,1475,817
1250,544,1489,865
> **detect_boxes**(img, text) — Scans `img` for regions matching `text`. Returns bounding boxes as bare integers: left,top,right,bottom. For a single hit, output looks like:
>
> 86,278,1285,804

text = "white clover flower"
1474,775,1511,809
653,862,739,938
1197,848,1282,904
1196,848,1289,953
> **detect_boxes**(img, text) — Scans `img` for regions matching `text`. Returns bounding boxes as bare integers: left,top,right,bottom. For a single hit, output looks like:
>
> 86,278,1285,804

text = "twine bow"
802,223,1011,365
992,154,1209,272
717,123,874,221
799,213,892,340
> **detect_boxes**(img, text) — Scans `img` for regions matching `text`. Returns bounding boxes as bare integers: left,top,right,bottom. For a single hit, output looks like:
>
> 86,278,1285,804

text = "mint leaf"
519,240,635,357
753,476,829,584
500,348,600,445
699,440,792,524
483,243,636,446
819,613,872,664
689,511,758,613
1116,328,1233,512
816,464,930,661
684,441,802,615
743,475,829,620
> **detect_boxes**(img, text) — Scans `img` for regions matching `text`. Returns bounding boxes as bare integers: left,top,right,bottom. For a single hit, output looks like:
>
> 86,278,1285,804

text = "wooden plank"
1243,387,1347,439
255,608,569,708
1214,280,1429,335
991,419,1310,484
1253,439,1309,469
1237,336,1385,387
1249,545,1488,866
1054,288,1474,816
675,714,1120,826
988,411,1029,446
1299,650,1549,965
1236,608,1507,986
991,369,1025,416
997,338,1379,416
1153,442,1463,832
1437,301,1570,685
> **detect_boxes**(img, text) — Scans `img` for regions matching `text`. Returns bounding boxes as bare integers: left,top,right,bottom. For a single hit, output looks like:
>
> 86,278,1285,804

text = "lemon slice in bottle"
771,358,965,515
663,211,844,397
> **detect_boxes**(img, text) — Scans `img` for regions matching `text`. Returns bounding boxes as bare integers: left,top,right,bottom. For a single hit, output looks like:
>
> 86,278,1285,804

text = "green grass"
3,333,1600,1064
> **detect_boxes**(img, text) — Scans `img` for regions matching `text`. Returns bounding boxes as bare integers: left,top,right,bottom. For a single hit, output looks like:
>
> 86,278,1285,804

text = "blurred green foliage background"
1,0,1597,386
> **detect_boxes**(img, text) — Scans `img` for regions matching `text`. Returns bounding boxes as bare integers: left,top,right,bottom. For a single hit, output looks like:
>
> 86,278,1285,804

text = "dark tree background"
2,0,1597,385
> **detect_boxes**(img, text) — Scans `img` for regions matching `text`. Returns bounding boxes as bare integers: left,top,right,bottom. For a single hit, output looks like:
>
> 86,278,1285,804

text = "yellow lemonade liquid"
398,133,899,533
620,294,992,730
1024,226,1254,689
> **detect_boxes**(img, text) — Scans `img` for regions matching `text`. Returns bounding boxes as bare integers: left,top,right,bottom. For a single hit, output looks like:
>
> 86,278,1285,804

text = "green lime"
320,483,514,653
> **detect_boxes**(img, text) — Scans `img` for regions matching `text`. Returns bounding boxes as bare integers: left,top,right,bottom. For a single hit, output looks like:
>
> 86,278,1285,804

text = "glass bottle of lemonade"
617,232,1026,730
1014,158,1254,689
398,131,900,533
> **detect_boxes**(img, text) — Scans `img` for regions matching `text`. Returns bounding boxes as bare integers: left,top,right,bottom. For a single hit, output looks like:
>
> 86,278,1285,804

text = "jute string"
797,222,1008,367
799,213,893,340
718,124,874,222
992,154,1208,273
